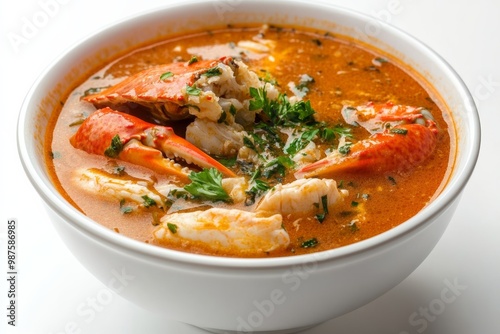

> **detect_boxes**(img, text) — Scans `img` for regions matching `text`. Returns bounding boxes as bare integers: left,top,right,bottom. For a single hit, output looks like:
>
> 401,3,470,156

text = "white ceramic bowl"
18,1,480,333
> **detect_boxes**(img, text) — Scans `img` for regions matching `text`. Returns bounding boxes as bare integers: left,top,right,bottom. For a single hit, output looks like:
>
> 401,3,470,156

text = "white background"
1,0,499,333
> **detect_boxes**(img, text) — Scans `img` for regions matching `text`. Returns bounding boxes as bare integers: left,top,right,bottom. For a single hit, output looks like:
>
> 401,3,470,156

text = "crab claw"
295,102,439,179
70,107,235,182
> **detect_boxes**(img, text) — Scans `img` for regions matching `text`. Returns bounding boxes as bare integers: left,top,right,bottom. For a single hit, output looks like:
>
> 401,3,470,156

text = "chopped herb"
229,104,237,116
168,189,190,200
83,86,110,97
315,195,329,223
286,129,319,155
351,201,359,207
184,168,232,203
312,39,322,46
104,135,123,158
320,127,335,142
349,221,359,232
186,85,202,96
119,199,133,214
50,151,61,159
263,156,294,179
167,223,178,234
160,71,174,80
142,195,157,208
217,156,237,168
301,238,319,248
388,176,397,185
217,110,227,123
338,143,352,155
259,69,279,86
188,56,199,65
245,179,271,206
374,57,388,63
390,128,408,135
69,119,85,127
203,66,222,77
112,166,126,176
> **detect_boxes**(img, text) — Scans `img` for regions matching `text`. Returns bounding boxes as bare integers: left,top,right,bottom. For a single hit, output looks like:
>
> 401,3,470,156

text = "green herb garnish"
119,199,133,214
184,168,232,203
160,71,174,80
188,56,199,65
203,66,222,77
338,143,352,155
167,223,178,234
141,195,157,208
301,238,319,248
315,195,329,223
186,85,202,96
104,135,123,158
390,128,408,135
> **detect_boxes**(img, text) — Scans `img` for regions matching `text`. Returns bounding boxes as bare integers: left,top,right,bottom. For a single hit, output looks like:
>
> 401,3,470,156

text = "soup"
46,25,454,257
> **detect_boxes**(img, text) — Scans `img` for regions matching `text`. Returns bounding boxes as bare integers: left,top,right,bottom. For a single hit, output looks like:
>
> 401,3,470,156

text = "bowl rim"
17,0,481,269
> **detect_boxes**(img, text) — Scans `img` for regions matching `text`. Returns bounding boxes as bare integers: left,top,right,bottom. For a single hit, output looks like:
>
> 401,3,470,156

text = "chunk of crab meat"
83,56,279,123
256,178,347,215
73,168,167,209
221,177,248,203
70,107,235,182
153,208,289,255
295,123,438,179
291,141,322,168
185,118,247,157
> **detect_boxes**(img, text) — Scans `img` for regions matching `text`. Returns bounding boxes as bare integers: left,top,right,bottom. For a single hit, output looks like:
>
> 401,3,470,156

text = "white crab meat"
256,178,347,215
221,177,248,203
73,168,166,208
189,59,279,123
186,118,247,156
153,208,289,255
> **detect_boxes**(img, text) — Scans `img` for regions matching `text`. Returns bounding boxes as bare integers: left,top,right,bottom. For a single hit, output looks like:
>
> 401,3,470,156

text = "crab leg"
70,107,235,182
295,102,439,178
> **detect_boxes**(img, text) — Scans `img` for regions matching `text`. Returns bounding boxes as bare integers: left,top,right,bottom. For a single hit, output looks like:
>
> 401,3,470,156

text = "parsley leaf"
167,223,178,234
141,195,157,208
301,238,319,248
104,135,123,158
160,72,174,80
186,85,202,96
315,195,329,223
203,66,222,77
184,168,232,203
188,56,199,65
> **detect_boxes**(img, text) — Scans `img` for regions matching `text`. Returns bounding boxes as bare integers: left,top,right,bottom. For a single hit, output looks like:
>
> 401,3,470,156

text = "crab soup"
46,25,454,258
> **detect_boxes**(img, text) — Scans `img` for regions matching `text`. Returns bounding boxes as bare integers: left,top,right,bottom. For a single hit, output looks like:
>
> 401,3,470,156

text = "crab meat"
83,56,279,123
295,102,439,178
153,208,289,255
74,168,167,209
185,118,247,156
256,178,347,215
70,107,235,182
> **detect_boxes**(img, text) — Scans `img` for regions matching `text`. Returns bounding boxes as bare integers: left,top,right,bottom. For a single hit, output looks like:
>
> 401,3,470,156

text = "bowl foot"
193,323,319,334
